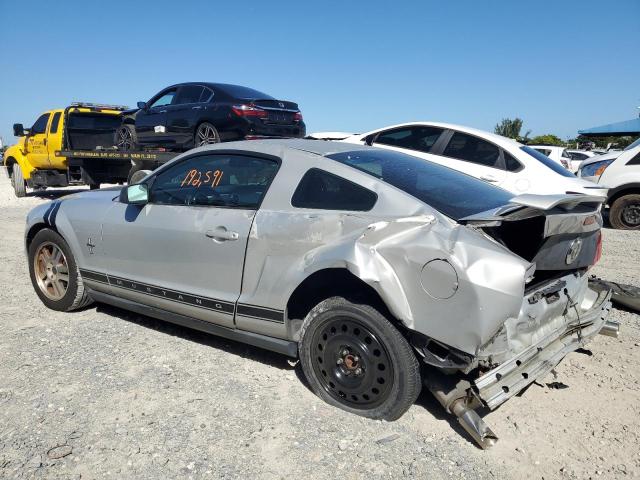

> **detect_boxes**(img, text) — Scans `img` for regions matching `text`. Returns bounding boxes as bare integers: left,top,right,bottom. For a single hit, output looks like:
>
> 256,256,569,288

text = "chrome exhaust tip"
599,320,620,338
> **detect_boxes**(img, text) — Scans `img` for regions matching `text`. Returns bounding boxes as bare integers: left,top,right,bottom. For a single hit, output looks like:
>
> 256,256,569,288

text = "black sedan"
115,82,305,151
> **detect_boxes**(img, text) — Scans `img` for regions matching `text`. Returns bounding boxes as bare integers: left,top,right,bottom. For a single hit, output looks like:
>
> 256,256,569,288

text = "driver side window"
149,89,177,109
149,154,279,208
31,113,51,134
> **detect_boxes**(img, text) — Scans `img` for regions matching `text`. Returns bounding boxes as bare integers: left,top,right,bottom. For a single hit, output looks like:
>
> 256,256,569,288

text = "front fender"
4,144,36,180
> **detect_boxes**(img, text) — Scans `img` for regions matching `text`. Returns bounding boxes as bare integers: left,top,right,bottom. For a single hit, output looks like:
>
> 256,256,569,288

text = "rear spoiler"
460,194,606,233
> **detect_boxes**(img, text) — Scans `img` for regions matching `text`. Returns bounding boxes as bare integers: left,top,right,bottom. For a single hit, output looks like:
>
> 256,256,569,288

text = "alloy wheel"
311,317,394,409
33,242,69,301
196,124,220,146
116,127,133,150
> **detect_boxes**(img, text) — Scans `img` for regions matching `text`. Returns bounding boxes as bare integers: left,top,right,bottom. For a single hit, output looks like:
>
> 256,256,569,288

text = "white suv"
578,138,640,229
340,122,608,197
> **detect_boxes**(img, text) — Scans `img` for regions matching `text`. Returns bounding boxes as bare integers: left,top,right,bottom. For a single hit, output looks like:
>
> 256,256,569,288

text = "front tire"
11,163,26,197
299,296,421,421
195,122,220,147
115,124,137,151
609,194,640,230
28,229,93,311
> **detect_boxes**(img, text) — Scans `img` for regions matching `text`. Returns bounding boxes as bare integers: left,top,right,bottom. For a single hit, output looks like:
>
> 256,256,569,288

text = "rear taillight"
294,111,303,122
232,104,267,118
592,231,603,265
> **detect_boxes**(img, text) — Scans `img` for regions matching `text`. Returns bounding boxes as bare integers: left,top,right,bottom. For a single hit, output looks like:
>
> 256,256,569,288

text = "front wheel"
11,163,26,197
609,194,640,230
299,296,421,421
28,229,93,311
115,124,137,151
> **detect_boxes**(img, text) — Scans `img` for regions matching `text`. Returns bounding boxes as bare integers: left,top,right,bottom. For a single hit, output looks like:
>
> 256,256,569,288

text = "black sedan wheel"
115,124,137,151
195,122,220,147
299,297,421,421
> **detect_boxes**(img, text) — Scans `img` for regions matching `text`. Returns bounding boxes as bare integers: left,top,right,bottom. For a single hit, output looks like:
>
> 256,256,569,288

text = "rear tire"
115,124,137,151
28,229,93,312
609,194,640,230
299,296,421,421
194,122,220,147
11,163,26,197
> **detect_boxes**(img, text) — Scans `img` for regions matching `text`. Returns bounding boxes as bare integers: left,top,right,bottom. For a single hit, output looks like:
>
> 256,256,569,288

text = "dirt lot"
1,171,639,480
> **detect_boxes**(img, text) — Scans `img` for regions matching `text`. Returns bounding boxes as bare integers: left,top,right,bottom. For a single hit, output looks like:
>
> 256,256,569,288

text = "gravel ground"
0,170,639,480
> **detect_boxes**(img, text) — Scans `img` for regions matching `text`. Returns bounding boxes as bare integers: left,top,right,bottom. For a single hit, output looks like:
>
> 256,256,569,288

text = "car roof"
358,121,523,150
188,138,382,160
163,82,266,92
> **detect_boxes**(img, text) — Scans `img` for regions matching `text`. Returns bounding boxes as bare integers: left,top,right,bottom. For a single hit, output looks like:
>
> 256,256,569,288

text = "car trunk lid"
460,194,605,284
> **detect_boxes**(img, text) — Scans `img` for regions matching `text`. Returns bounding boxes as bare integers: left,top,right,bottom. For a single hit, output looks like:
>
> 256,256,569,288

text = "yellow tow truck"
3,103,175,197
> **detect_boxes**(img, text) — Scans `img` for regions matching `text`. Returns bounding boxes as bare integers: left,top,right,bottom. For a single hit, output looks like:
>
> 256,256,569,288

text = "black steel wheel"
299,296,421,421
609,194,640,230
115,124,137,151
312,317,394,409
195,122,220,147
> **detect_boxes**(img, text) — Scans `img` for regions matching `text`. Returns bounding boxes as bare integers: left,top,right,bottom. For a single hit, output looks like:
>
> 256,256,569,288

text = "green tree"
528,134,564,146
494,118,531,142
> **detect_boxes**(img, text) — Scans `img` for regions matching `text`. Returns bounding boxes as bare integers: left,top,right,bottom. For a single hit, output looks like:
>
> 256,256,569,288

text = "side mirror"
120,183,149,205
137,101,148,110
13,123,24,137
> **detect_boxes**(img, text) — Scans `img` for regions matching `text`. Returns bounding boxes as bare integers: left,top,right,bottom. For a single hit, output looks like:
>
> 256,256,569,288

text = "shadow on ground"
94,302,296,372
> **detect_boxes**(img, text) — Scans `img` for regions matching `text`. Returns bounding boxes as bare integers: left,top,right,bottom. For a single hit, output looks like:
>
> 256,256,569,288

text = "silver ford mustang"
25,139,615,448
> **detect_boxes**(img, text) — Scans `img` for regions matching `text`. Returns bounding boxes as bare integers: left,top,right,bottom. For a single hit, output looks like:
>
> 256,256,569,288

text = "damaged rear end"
426,193,615,448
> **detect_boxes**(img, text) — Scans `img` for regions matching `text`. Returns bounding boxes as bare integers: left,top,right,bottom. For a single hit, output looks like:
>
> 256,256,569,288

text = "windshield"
217,84,274,100
326,149,514,221
624,137,640,151
520,146,575,177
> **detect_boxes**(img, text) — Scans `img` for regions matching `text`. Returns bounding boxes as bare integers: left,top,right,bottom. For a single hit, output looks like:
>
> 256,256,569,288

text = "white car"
340,122,607,197
528,145,572,169
564,149,598,173
578,138,640,229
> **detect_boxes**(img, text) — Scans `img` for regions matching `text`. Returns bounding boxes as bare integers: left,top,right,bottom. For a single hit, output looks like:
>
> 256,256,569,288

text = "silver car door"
101,152,280,328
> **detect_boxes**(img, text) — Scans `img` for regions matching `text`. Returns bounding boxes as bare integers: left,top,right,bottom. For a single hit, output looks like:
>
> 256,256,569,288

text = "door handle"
480,175,499,183
159,110,167,113
205,227,239,242
192,106,202,110
43,138,47,146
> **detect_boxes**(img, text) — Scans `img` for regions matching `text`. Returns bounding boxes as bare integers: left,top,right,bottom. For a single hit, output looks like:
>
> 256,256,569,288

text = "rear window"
67,113,122,130
521,146,575,177
326,149,514,220
217,84,274,100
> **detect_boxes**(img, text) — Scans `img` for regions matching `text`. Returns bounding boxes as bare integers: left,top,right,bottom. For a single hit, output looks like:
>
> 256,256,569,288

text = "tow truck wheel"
195,122,220,147
128,169,152,185
115,124,137,151
609,194,640,230
299,296,421,421
11,163,26,198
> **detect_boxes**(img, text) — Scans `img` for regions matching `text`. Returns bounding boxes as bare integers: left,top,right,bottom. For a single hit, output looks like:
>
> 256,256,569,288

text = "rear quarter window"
292,168,377,211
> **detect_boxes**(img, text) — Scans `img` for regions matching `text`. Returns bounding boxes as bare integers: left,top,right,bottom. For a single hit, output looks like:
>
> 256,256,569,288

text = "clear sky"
0,0,638,146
